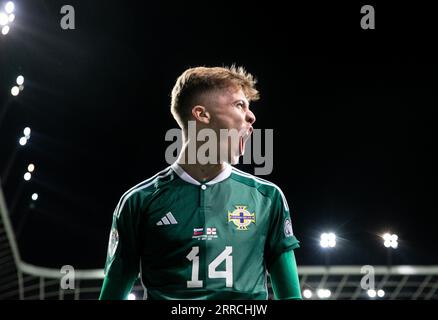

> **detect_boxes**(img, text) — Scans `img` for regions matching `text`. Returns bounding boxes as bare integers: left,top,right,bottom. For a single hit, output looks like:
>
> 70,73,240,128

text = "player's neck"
177,162,227,183
176,141,228,183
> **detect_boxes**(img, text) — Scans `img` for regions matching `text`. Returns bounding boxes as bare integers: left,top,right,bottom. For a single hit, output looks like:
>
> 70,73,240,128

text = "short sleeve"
104,194,141,278
264,187,300,269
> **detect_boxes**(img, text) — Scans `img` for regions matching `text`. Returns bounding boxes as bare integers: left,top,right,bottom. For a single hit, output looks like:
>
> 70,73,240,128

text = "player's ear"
191,105,211,124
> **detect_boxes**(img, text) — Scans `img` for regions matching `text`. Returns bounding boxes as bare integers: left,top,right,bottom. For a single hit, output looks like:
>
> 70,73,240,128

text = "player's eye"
236,102,244,109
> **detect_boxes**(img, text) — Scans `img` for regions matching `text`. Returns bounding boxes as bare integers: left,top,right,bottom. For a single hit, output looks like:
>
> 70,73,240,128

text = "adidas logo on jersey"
156,212,178,226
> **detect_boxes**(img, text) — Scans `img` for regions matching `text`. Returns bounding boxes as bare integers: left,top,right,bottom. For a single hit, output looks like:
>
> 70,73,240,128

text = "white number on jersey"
186,246,233,288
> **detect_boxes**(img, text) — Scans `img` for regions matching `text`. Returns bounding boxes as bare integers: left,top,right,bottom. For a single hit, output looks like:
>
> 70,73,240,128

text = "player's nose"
246,109,256,125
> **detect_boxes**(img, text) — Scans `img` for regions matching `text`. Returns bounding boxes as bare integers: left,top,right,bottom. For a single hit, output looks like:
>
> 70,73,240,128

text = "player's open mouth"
239,127,253,155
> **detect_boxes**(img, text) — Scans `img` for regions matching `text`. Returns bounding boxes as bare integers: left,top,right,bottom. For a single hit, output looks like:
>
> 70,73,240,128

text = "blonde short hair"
171,66,259,129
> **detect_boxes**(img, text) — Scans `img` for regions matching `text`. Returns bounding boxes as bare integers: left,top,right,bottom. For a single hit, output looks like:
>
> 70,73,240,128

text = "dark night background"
0,1,437,270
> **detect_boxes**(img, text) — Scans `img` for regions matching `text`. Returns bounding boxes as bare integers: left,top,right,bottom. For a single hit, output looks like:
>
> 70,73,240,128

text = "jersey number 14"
186,246,233,288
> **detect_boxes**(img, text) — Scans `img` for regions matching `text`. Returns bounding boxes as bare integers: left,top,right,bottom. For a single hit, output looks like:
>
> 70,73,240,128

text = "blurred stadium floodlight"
320,232,336,268
16,75,24,86
5,1,14,14
1,2,15,36
383,232,398,270
27,164,35,173
1,130,32,188
302,289,312,299
1,24,8,35
367,289,385,299
320,232,336,248
367,289,377,298
0,12,8,26
18,137,27,146
23,172,31,181
383,233,398,249
23,127,31,138
317,288,331,299
10,86,19,96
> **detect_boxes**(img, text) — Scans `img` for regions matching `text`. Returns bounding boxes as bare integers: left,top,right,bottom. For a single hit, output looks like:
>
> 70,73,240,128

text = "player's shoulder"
230,166,285,197
231,167,289,210
114,166,175,216
230,166,290,211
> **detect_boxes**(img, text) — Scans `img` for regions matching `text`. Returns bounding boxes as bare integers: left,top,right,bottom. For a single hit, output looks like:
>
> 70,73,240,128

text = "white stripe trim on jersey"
115,168,173,218
231,167,290,212
170,162,232,186
116,167,170,209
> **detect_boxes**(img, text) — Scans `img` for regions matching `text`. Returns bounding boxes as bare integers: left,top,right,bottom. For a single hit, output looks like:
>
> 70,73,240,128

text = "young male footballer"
99,66,302,300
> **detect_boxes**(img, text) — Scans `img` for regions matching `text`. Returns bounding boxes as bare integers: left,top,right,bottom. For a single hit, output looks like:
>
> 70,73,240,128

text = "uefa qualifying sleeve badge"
108,227,119,258
284,218,293,237
228,205,256,230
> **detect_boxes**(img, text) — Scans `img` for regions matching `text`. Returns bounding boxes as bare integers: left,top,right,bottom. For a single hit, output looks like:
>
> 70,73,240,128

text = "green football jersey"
103,163,300,300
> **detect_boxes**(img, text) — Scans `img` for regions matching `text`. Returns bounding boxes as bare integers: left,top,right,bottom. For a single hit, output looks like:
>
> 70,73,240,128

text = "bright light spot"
23,127,31,137
16,75,24,85
0,12,8,25
382,233,398,249
24,172,31,181
398,266,415,275
127,293,136,300
367,289,377,298
8,13,14,22
320,232,336,248
1,24,9,35
5,2,15,14
19,136,27,146
11,85,19,96
377,289,385,297
31,193,38,201
317,289,331,299
303,289,313,299
27,164,35,172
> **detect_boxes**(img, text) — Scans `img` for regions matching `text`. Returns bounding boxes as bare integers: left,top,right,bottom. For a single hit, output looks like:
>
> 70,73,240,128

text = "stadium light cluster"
19,127,31,145
302,288,332,300
23,162,35,182
367,289,385,298
316,289,331,299
303,287,385,300
320,232,336,248
383,233,398,249
11,75,24,96
1,1,15,36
